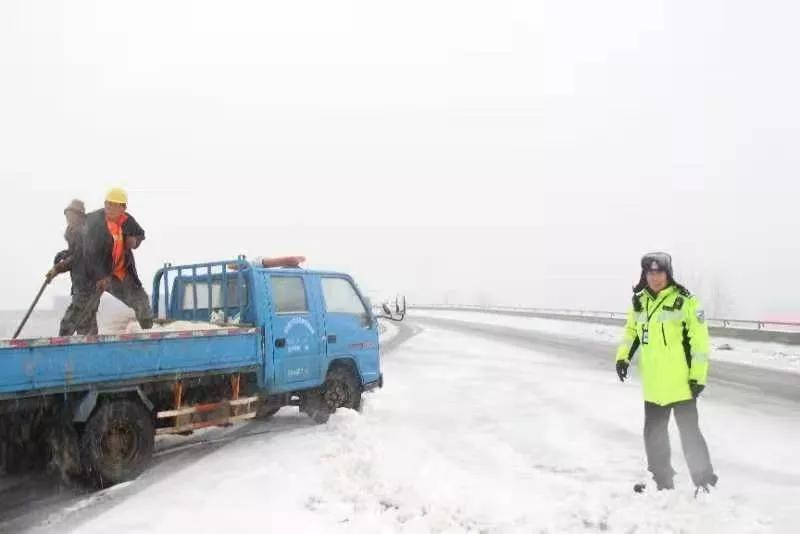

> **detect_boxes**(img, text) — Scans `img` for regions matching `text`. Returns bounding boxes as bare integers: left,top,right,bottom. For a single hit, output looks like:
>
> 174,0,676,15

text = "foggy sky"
1,1,798,319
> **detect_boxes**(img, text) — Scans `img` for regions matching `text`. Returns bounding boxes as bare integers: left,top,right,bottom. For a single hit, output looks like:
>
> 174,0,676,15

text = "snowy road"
4,317,799,533
413,314,800,407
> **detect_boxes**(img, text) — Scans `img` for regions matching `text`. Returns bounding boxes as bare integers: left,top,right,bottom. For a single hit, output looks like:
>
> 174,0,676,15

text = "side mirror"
376,295,407,322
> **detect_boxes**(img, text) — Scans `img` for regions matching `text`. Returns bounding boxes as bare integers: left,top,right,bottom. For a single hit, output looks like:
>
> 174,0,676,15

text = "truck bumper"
363,373,383,391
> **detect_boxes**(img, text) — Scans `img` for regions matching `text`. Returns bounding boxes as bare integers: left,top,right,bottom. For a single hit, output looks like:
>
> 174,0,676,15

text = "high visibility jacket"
616,285,710,406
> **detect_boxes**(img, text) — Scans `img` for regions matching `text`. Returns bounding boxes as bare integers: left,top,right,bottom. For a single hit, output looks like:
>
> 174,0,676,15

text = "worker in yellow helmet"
616,252,717,495
82,187,154,330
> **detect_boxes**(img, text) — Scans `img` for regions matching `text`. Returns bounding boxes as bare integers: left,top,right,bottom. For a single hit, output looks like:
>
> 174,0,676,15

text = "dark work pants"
108,276,154,329
59,290,99,336
644,399,715,487
60,276,153,335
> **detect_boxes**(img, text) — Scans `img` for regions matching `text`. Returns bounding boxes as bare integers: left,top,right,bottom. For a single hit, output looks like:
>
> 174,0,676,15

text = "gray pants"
58,276,154,336
644,399,716,488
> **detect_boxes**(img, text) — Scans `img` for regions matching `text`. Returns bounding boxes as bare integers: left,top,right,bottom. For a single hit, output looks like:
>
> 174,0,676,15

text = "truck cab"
156,259,384,399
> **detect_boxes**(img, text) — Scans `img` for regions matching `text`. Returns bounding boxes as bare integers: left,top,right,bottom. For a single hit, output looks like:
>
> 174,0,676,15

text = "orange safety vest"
106,213,129,281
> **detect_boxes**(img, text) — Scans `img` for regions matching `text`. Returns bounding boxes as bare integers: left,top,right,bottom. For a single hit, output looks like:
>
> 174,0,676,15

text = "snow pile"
710,340,800,370
52,326,798,533
412,309,800,374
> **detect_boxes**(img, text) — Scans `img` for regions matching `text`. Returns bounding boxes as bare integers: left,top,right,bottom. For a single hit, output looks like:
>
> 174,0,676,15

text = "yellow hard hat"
105,187,128,205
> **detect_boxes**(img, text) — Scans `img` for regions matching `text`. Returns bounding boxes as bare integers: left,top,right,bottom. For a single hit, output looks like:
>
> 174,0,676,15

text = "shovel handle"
12,279,51,339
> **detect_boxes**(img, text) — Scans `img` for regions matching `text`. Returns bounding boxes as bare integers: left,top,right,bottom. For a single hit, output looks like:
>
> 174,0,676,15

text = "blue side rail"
152,257,252,324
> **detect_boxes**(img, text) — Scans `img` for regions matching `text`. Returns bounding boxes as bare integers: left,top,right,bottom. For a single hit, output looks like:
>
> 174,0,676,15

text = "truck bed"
0,326,261,399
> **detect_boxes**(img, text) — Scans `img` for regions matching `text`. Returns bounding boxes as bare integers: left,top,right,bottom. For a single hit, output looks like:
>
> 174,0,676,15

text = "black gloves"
689,380,705,398
616,361,705,397
616,360,629,382
53,249,70,265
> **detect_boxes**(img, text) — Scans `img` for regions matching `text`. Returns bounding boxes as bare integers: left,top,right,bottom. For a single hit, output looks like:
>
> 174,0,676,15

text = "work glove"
616,360,629,382
53,250,70,264
689,379,705,398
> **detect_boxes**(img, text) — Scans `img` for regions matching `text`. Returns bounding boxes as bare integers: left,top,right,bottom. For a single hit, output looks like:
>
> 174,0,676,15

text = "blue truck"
0,258,404,487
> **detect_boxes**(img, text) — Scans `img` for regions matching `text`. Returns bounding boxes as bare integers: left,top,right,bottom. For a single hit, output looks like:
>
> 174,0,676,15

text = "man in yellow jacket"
616,252,718,493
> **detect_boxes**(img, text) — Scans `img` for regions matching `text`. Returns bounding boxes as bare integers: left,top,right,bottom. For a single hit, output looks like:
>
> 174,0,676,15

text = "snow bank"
412,309,800,374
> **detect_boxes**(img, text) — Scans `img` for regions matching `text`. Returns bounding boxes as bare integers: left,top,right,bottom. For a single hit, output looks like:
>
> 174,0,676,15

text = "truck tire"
323,366,362,412
300,390,330,424
80,399,154,488
300,366,362,424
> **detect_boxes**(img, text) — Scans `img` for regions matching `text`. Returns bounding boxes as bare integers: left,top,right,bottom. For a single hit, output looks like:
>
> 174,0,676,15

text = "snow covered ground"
25,321,799,534
411,309,800,374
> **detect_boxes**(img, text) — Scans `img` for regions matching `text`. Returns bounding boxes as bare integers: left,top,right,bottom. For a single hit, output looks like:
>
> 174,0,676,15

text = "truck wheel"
323,366,362,412
300,391,330,424
80,399,154,488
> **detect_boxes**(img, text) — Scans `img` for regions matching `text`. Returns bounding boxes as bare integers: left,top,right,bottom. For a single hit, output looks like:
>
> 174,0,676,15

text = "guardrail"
410,304,800,345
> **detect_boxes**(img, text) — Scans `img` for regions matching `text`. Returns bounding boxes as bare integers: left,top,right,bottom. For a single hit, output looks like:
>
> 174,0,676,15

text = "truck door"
320,276,380,383
264,273,323,389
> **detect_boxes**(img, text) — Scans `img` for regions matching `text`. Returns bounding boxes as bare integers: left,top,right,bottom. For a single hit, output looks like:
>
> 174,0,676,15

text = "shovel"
12,278,51,339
